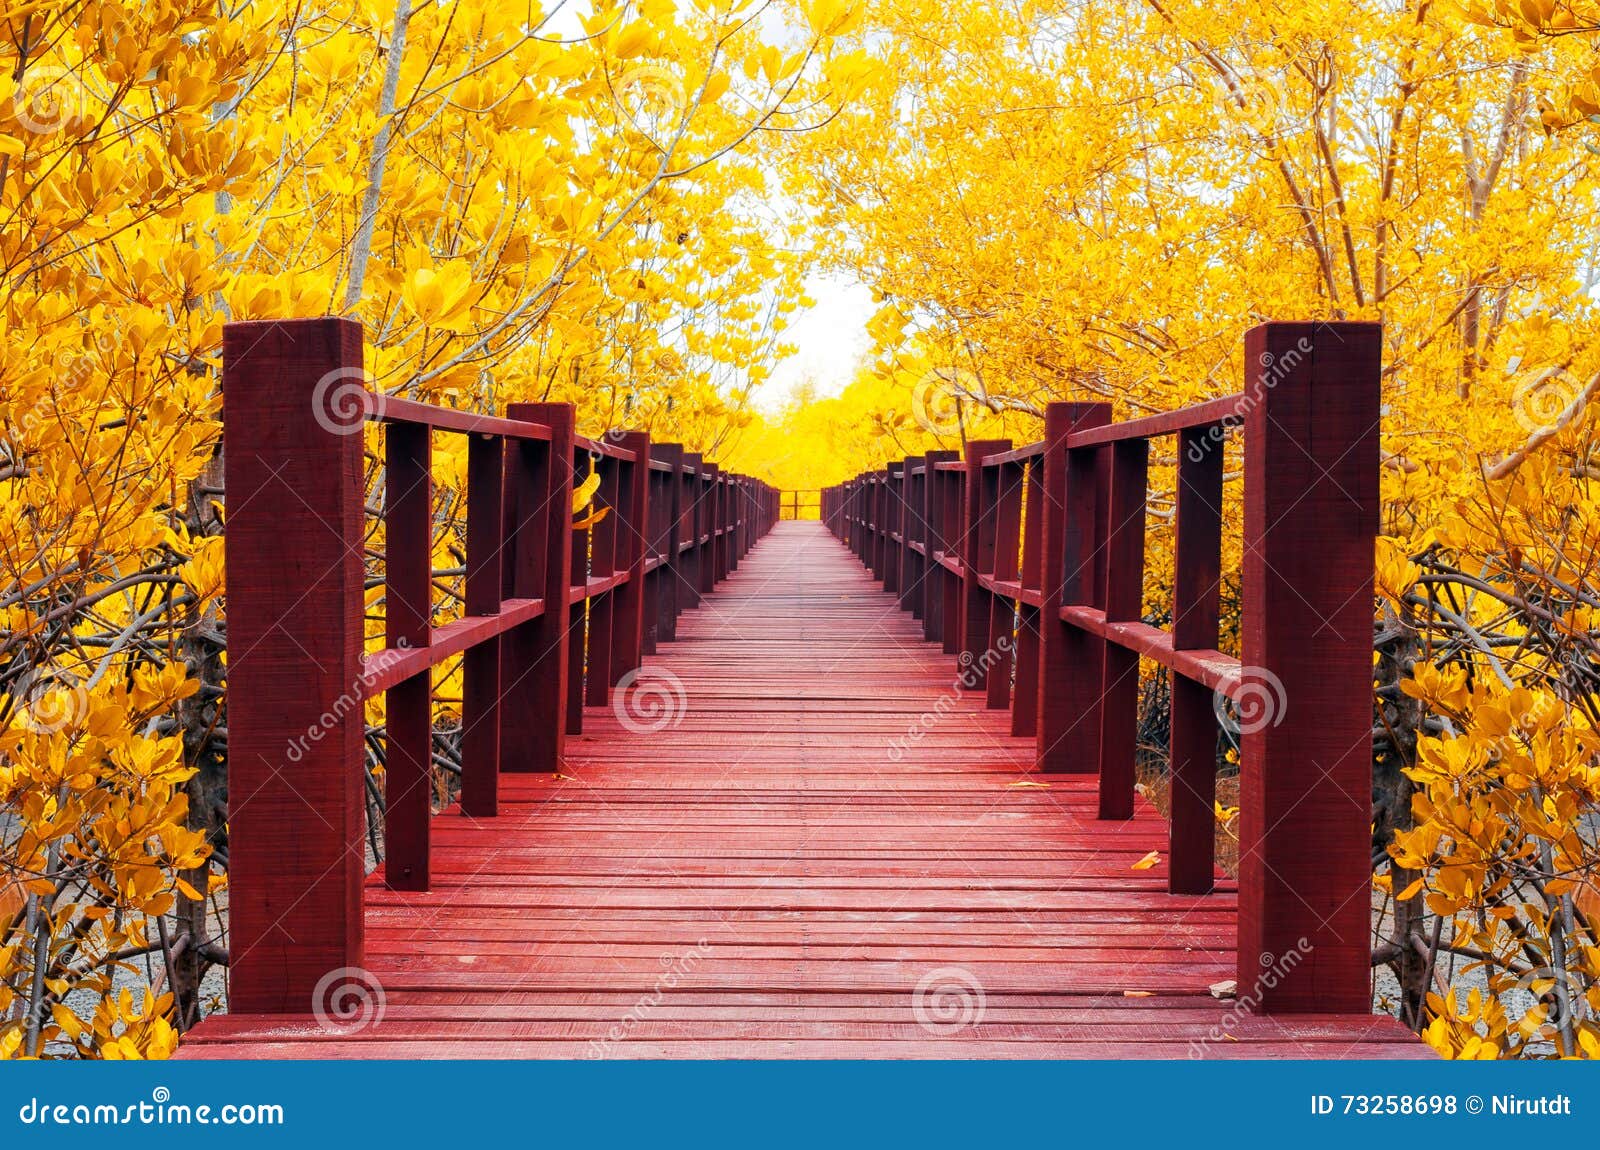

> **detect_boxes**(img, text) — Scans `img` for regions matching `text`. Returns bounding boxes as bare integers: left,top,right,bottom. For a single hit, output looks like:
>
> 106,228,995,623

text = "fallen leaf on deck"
1131,850,1161,870
1123,990,1155,998
1209,979,1237,999
1006,780,1050,789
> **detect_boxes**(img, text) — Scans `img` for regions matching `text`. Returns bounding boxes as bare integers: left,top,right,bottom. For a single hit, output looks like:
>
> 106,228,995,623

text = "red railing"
222,317,777,1012
823,322,1382,1013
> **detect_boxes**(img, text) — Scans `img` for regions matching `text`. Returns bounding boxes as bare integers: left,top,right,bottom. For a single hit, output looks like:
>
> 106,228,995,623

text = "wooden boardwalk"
184,522,1423,1058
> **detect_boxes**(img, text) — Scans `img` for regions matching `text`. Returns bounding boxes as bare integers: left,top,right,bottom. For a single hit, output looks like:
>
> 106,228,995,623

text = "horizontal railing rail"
223,316,777,1012
822,321,1381,1014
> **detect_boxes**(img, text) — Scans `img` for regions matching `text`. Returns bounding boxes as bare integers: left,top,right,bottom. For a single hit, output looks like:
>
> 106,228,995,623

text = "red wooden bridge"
181,319,1424,1058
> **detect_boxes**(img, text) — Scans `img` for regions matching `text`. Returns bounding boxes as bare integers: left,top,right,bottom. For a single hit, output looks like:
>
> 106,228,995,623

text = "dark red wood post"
460,434,505,818
901,458,924,617
883,462,903,596
502,401,575,774
610,431,651,683
1238,321,1380,1012
384,419,433,890
1012,459,1043,737
565,453,591,733
1168,425,1224,894
712,470,730,583
680,453,703,608
700,464,719,594
584,455,618,708
223,316,366,1012
650,443,684,646
921,451,957,640
939,466,962,656
1097,439,1148,820
960,440,1010,691
1037,402,1110,773
987,461,1023,712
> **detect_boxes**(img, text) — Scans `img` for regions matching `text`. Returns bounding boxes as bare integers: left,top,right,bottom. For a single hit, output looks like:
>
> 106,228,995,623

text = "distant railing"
822,322,1382,1014
222,317,777,1012
779,489,822,520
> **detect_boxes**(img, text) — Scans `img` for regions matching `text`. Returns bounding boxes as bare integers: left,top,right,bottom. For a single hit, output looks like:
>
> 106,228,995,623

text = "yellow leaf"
1131,850,1161,871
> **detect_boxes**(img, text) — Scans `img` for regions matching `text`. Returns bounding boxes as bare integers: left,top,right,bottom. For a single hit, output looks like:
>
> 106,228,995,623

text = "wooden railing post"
223,316,366,1012
960,440,1010,691
610,431,651,684
899,457,923,615
1168,425,1224,894
920,451,957,640
681,453,703,608
1097,438,1148,820
503,402,575,774
1037,402,1110,773
1238,321,1380,1012
650,443,684,647
460,434,505,818
883,463,903,596
987,460,1024,712
1012,458,1043,737
383,415,433,890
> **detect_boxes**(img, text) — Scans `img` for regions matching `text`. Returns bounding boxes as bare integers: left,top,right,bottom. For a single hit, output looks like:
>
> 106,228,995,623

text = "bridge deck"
183,521,1423,1058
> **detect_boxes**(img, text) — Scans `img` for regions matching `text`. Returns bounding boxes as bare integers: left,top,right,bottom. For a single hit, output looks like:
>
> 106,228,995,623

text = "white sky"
756,271,874,412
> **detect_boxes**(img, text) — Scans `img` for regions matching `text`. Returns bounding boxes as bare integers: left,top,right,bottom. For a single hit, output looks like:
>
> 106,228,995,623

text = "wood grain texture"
187,521,1419,1059
221,317,367,1012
